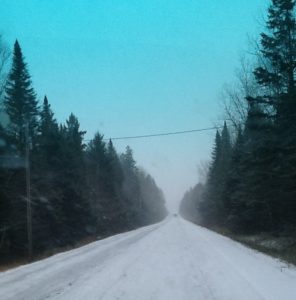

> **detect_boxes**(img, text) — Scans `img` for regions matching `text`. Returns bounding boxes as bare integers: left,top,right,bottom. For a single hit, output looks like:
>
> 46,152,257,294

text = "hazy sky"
0,0,267,211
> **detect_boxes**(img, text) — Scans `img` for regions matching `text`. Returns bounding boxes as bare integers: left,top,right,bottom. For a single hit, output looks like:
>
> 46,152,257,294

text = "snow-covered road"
1,217,296,300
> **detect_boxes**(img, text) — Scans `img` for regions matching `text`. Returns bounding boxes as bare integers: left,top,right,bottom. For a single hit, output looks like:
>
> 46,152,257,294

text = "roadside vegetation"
0,38,167,267
180,0,296,266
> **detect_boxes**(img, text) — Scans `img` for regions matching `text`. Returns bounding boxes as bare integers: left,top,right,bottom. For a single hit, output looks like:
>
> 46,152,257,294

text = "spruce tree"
223,126,248,231
220,122,232,192
231,102,275,232
200,130,222,224
85,132,111,231
56,114,92,243
31,96,60,251
105,140,127,230
249,0,296,229
120,146,141,228
36,96,59,165
2,40,39,256
201,124,233,225
4,40,38,154
107,140,124,190
253,0,296,119
137,170,167,225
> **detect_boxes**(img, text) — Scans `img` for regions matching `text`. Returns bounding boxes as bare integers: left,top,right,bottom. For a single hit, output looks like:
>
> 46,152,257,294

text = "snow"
0,217,295,300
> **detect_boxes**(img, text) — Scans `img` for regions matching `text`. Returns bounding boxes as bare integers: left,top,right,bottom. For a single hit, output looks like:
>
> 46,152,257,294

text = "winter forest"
0,40,167,263
180,0,296,238
1,0,296,268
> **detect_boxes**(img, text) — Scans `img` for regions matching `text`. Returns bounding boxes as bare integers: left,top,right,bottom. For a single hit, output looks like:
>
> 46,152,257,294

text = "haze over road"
0,217,295,300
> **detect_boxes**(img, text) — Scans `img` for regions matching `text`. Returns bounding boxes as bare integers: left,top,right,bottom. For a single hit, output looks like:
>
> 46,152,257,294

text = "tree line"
181,0,296,234
0,40,167,262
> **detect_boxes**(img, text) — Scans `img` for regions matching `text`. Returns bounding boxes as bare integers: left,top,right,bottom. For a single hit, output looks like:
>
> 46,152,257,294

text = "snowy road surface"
0,217,296,300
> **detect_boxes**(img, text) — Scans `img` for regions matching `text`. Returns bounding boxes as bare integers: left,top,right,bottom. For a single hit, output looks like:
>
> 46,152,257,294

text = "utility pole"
25,121,32,260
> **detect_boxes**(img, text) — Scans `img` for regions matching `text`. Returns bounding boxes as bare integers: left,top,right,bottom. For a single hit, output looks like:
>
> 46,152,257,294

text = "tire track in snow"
180,219,269,300
97,219,171,300
177,218,218,300
0,221,166,300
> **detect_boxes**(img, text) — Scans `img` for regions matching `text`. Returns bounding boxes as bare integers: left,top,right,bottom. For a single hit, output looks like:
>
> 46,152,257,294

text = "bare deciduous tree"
220,55,258,133
197,160,210,185
0,35,10,126
0,35,10,103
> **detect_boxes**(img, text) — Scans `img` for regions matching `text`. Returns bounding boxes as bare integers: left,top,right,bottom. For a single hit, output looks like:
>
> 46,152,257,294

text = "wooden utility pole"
25,122,32,260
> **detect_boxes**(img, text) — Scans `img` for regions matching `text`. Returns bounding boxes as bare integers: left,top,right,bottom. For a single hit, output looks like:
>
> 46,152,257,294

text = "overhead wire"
83,125,223,142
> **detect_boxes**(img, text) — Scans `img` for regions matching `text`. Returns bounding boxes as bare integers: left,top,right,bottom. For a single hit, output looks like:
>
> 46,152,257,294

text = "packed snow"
0,217,296,300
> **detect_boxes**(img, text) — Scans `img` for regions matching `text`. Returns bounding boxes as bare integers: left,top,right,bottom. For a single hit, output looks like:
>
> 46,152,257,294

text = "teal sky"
0,0,267,211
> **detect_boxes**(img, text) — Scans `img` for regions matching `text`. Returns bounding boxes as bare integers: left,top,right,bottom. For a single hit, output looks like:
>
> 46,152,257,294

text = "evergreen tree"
223,101,276,232
105,140,127,229
35,96,59,170
56,114,92,243
120,146,141,228
2,40,39,256
107,140,124,190
253,0,296,119
4,40,38,154
38,97,58,150
249,0,296,229
86,132,113,232
244,103,276,231
201,124,232,225
200,130,222,224
179,183,205,223
0,39,169,261
220,122,232,166
219,122,232,197
32,96,61,251
86,132,107,189
137,170,167,225
223,126,245,227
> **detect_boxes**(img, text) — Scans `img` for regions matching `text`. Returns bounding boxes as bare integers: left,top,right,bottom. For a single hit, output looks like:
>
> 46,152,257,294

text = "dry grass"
210,226,296,266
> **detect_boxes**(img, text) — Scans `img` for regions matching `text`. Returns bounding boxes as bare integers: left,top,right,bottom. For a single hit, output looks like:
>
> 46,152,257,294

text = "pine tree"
180,183,204,223
219,122,232,195
120,146,141,228
31,96,61,251
86,132,107,183
229,103,275,232
36,96,59,165
2,40,39,256
200,130,222,224
39,96,58,142
200,124,233,225
4,40,38,154
210,130,222,177
85,132,111,232
104,140,130,230
107,140,124,190
138,170,167,225
254,0,296,119
56,114,92,243
220,122,232,164
223,126,247,231
249,0,296,229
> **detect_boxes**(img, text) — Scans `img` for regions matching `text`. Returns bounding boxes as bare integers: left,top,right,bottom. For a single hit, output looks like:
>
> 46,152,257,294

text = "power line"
84,125,222,142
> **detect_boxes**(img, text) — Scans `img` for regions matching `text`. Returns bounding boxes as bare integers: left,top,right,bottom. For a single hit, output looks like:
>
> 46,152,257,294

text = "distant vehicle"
173,213,178,217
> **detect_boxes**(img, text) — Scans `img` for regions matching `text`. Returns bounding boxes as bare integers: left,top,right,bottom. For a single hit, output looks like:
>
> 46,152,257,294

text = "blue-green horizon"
0,0,267,211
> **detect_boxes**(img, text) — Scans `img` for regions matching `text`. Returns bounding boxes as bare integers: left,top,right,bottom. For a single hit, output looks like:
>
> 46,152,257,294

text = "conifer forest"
0,40,167,262
181,0,296,236
1,0,296,270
